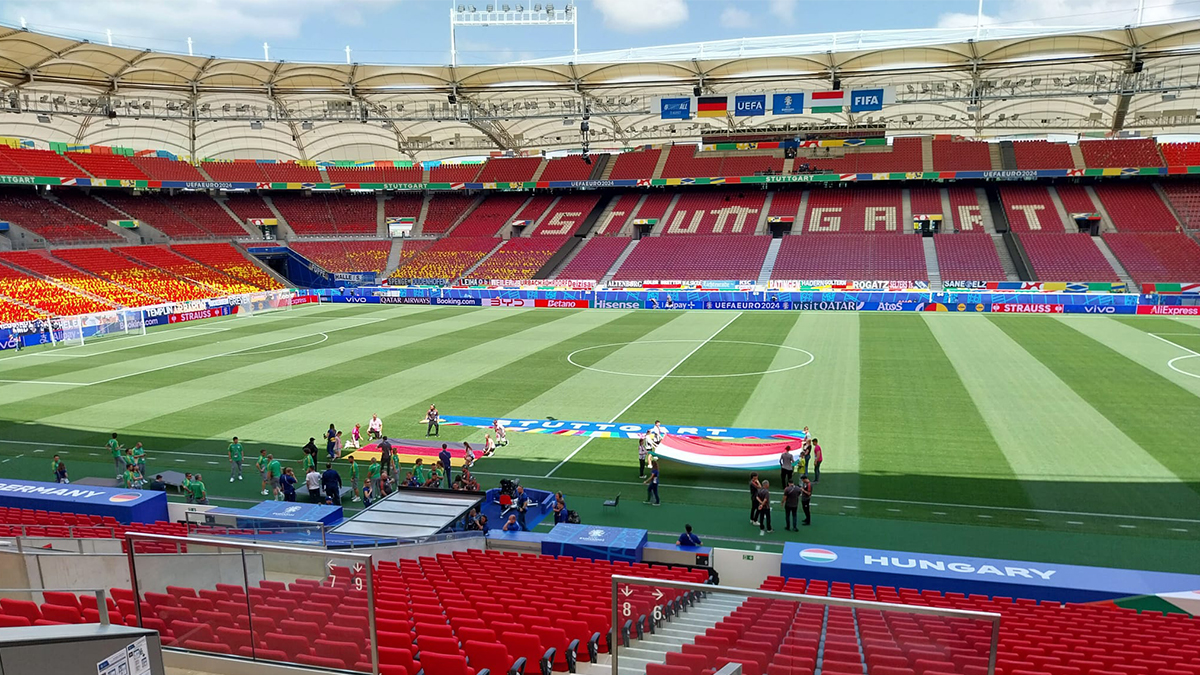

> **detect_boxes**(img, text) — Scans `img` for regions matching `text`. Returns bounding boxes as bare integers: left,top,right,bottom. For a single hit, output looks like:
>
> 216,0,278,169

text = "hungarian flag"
811,91,845,113
697,96,728,118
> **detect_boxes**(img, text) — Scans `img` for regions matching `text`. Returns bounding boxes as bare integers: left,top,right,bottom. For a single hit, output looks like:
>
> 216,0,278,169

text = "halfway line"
544,312,743,478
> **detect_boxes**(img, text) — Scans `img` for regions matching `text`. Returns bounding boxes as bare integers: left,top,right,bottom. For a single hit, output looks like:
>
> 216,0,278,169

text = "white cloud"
769,0,796,25
720,5,754,29
0,0,401,48
937,0,1191,30
592,0,689,33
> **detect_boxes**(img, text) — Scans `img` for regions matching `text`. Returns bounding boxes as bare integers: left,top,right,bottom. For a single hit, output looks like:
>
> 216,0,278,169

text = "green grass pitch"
1,303,1197,572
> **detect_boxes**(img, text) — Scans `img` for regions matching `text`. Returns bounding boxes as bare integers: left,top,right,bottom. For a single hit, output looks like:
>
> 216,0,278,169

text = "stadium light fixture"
450,2,577,66
36,114,50,123
250,121,263,129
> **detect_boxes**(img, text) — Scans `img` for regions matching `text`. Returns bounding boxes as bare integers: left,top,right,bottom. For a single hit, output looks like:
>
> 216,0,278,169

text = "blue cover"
781,542,1200,603
542,523,648,563
208,501,343,527
0,479,167,524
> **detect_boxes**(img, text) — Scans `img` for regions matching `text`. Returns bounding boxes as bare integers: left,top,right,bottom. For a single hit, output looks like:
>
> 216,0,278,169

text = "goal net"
234,289,294,318
49,309,147,348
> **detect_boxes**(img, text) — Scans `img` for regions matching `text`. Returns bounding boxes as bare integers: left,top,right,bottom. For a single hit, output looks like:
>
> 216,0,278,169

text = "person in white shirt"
305,467,322,503
368,414,383,440
493,420,508,447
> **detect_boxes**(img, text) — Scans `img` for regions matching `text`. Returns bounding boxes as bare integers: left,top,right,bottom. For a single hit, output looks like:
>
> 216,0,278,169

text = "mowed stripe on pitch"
36,305,481,437
393,311,687,467
858,314,1029,508
1062,317,1200,398
992,315,1200,496
147,309,584,451
229,308,633,445
928,314,1195,518
735,312,861,495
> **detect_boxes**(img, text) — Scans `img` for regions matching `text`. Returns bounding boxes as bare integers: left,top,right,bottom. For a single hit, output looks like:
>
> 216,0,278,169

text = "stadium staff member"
677,524,701,547
321,463,343,506
228,436,244,483
266,454,283,501
503,514,522,532
783,479,802,531
256,449,270,495
426,405,440,437
757,480,773,535
515,486,531,529
305,466,322,503
800,475,813,526
779,446,795,488
438,444,453,488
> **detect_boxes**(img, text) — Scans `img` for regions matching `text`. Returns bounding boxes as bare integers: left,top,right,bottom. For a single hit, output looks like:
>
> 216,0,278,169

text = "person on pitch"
493,420,508,447
426,405,440,437
368,414,383,441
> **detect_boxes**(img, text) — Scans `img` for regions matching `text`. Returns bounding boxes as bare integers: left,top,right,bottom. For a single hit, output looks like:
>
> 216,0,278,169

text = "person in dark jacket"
321,464,342,505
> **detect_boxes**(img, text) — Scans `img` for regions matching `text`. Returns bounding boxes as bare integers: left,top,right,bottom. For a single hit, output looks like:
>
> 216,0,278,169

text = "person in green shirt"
189,473,208,505
123,468,137,489
367,459,381,497
123,449,137,474
181,473,194,503
132,442,146,474
266,455,282,501
413,458,429,486
303,450,316,475
349,458,360,502
107,433,125,479
228,436,244,483
51,454,61,482
256,449,269,496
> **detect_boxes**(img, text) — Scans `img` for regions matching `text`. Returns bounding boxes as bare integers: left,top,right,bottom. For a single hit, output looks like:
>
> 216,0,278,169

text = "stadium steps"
375,193,387,237
42,194,140,244
443,195,486,236
383,239,406,277
547,236,589,277
614,593,748,675
1085,185,1119,233
63,154,94,178
196,164,218,182
1092,235,1137,287
1068,143,1087,170
988,142,1004,170
259,194,299,240
619,194,651,237
756,192,774,234
652,193,684,235
920,137,934,172
411,193,432,237
211,195,261,238
598,156,616,181
460,239,506,278
992,234,1021,281
602,239,640,283
922,236,943,291
1154,182,1188,227
783,156,795,174
998,141,1018,170
651,148,671,179
901,188,913,232
937,187,954,232
757,238,782,284
530,159,548,182
1046,186,1075,232
974,187,997,234
587,153,609,180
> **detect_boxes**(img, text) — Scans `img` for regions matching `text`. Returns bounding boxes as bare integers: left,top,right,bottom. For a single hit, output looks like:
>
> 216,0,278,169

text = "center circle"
566,340,814,378
1168,354,1200,379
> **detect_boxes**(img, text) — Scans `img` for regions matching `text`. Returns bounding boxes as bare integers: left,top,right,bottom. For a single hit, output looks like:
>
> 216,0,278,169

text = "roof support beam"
1110,28,1142,133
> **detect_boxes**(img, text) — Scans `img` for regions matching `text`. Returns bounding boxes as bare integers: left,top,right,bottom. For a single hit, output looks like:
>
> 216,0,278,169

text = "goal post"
49,309,148,347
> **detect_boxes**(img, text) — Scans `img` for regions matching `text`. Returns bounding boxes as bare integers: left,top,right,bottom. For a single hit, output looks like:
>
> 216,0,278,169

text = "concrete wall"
711,547,781,589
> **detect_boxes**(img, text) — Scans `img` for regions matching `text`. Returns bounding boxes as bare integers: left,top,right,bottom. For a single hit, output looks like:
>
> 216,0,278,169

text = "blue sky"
0,0,1191,65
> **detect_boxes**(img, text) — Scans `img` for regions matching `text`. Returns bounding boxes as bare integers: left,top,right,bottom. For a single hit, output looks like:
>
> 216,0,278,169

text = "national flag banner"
697,96,728,118
772,93,804,115
811,91,846,113
660,97,692,120
733,94,766,117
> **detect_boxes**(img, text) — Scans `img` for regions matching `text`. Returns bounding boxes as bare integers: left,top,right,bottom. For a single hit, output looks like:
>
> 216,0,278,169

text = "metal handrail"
124,532,379,675
610,574,1002,675
0,587,110,625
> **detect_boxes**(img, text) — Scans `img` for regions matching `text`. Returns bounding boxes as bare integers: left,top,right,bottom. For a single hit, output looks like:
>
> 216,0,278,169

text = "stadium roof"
2,19,1200,161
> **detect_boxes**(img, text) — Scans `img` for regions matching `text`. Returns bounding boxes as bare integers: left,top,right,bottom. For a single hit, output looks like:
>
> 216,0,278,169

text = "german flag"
697,96,728,118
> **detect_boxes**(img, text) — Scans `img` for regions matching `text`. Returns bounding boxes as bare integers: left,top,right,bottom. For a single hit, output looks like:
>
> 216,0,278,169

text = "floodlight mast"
449,3,578,66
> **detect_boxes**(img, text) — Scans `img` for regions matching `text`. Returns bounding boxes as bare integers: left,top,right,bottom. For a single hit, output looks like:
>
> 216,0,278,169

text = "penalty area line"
544,312,743,478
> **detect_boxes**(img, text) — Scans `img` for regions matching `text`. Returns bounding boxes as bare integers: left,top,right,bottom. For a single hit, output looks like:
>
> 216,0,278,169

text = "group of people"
746,434,823,534
105,433,150,489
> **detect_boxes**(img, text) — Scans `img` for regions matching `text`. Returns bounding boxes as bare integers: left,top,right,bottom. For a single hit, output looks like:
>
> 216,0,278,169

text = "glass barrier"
610,574,1000,675
183,511,327,547
125,532,378,674
0,587,111,626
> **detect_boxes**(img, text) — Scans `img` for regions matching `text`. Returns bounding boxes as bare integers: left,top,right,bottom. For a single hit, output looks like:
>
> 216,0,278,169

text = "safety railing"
610,574,1001,675
125,532,378,675
183,511,328,548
